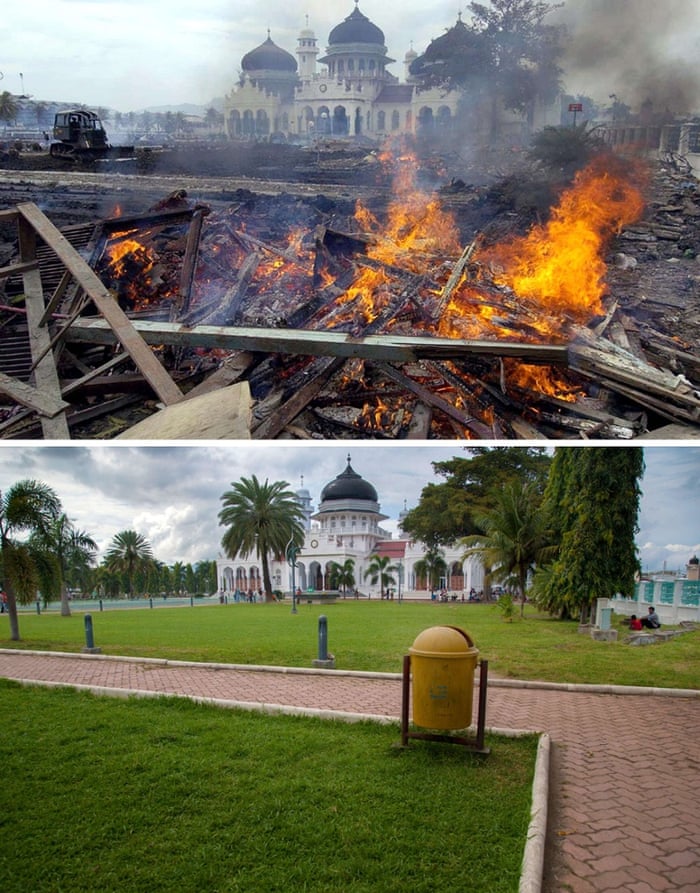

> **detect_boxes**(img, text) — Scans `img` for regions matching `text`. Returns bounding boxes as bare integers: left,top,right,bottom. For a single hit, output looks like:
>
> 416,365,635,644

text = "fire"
506,362,581,402
329,144,462,328
482,158,647,317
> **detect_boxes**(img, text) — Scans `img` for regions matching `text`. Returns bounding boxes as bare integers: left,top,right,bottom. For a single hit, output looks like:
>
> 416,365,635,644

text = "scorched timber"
66,319,569,365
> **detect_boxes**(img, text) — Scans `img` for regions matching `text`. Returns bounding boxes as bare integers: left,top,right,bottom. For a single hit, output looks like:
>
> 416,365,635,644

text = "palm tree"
0,480,61,640
103,530,154,598
461,481,554,617
329,558,356,597
0,91,19,127
364,553,398,599
30,513,97,616
219,475,305,602
413,547,447,593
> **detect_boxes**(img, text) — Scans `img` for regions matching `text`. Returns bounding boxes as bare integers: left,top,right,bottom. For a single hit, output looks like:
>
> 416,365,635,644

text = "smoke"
553,0,700,114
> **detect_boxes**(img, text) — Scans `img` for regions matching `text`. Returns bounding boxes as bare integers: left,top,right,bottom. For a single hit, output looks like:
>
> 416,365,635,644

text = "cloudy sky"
4,1,700,112
0,444,697,575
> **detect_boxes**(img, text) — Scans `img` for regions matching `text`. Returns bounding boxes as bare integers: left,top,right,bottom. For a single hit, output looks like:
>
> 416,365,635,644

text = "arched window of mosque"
377,110,386,130
348,59,354,72
391,110,400,130
359,58,365,72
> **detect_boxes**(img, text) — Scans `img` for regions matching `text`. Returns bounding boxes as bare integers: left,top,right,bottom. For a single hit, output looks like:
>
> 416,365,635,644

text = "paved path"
1,650,698,893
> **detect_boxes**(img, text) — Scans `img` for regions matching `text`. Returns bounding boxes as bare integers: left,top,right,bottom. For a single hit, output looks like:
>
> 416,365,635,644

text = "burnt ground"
1,143,699,439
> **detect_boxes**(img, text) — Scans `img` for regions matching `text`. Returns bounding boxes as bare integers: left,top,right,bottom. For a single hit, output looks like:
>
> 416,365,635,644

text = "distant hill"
140,100,224,116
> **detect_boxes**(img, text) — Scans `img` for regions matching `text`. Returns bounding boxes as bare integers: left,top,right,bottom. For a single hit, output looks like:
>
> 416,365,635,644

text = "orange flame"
483,158,646,317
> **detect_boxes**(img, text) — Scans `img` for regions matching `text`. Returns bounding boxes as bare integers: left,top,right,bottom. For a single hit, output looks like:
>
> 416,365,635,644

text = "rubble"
0,152,699,440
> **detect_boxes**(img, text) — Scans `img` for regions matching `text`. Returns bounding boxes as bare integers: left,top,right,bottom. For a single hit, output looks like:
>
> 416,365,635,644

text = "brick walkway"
0,650,698,893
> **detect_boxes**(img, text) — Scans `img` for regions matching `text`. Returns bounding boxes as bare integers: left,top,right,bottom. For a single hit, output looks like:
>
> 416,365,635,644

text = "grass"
2,600,698,689
0,680,538,893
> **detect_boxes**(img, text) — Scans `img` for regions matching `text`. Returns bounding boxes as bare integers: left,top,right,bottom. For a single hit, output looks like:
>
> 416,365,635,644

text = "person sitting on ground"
640,606,661,629
629,614,642,631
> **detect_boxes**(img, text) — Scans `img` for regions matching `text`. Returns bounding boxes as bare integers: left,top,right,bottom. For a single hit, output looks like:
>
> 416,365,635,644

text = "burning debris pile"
1,147,699,439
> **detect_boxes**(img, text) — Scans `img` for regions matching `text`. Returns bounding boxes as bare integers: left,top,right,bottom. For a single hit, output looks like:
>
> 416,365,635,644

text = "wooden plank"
16,202,183,407
376,362,495,438
17,218,70,439
0,259,40,278
252,357,347,439
66,317,570,365
0,371,71,417
406,403,432,439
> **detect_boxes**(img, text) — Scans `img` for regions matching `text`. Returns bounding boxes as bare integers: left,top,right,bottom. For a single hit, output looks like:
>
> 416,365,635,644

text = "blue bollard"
82,613,102,654
318,614,328,661
149,597,153,609
36,600,41,615
99,599,103,612
84,614,95,649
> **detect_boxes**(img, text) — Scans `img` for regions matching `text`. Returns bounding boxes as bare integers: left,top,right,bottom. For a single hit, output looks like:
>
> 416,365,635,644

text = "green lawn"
0,681,538,893
2,600,698,689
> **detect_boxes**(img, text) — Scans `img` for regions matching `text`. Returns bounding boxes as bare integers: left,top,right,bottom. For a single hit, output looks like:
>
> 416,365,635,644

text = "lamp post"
286,538,299,614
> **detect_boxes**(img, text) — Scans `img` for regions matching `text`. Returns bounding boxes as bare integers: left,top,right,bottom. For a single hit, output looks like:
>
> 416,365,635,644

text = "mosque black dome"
328,3,385,46
320,455,379,503
241,35,297,73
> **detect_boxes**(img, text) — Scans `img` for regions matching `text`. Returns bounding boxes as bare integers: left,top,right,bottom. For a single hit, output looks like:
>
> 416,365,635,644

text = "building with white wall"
223,3,462,142
216,454,484,599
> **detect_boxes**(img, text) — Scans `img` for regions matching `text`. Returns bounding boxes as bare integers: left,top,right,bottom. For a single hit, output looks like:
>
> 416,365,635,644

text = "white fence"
612,579,700,625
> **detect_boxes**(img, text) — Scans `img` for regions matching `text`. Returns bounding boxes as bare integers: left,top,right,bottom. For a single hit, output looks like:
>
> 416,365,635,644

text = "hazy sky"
0,444,697,574
4,1,700,112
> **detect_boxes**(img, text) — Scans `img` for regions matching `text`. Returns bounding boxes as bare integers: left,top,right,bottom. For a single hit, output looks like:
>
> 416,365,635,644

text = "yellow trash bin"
409,626,479,730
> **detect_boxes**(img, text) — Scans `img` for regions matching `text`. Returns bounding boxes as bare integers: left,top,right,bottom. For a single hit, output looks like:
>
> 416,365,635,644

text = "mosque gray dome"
242,35,298,72
328,3,385,46
320,455,379,503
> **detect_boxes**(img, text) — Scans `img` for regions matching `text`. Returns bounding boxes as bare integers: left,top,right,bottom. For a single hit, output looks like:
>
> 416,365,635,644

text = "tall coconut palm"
0,480,61,641
219,475,305,601
30,513,97,616
103,530,154,598
329,558,356,597
364,553,398,599
461,480,554,617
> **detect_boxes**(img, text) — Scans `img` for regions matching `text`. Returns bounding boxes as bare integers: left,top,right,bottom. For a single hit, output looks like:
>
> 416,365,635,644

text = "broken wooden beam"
0,371,70,418
66,318,569,365
16,202,184,407
18,216,70,439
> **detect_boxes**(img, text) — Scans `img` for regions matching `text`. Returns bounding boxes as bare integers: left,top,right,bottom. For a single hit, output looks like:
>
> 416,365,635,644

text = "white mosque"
223,2,463,142
216,454,485,599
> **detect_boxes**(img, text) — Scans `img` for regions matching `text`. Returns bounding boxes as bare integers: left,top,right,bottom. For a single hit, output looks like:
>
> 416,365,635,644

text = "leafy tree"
219,476,305,602
0,91,19,126
469,0,565,113
413,548,447,592
329,558,356,597
103,530,154,598
400,448,551,549
30,513,97,616
0,480,61,641
171,561,185,595
194,560,217,595
531,448,645,620
411,1,565,136
364,554,398,599
462,480,554,616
